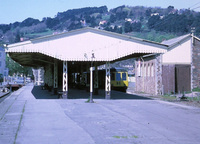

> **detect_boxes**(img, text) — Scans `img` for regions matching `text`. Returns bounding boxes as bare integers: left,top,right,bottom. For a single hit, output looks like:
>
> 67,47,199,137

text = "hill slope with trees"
1,5,200,75
0,5,200,45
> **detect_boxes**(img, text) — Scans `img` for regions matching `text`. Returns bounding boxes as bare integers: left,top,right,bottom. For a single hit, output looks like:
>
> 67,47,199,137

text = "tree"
90,16,97,27
116,27,123,34
147,15,160,29
20,18,40,27
124,21,132,33
145,9,152,17
110,14,116,23
15,33,20,43
132,22,142,32
167,6,174,13
6,56,32,76
45,17,59,29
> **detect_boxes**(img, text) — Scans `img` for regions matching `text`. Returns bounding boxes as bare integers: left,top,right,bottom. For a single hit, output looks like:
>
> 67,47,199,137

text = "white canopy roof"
7,27,168,62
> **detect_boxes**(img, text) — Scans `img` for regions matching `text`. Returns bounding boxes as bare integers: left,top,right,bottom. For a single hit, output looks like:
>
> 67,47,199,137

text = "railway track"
0,93,10,103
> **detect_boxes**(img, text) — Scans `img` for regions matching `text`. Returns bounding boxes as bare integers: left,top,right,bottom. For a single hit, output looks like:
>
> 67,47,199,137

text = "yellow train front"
98,68,129,92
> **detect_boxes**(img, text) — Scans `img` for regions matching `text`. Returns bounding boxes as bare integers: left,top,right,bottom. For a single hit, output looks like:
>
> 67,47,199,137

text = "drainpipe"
191,27,195,45
140,57,145,92
191,27,195,91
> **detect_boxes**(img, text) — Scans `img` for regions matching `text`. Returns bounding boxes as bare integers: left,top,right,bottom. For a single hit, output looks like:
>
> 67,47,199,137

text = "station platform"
1,83,199,144
31,84,150,100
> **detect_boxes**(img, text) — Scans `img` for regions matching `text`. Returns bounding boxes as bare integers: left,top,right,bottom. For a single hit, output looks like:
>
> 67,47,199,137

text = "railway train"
81,67,129,92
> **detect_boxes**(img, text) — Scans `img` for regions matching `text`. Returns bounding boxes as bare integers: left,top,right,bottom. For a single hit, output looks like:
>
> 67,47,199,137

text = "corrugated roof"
161,34,191,46
6,27,168,62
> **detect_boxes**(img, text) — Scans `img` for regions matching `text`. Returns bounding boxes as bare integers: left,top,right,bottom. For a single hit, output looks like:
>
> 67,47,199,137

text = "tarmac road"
0,83,200,144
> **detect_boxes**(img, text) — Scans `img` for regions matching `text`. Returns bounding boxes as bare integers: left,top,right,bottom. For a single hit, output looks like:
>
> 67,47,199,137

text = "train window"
111,73,115,80
116,73,121,81
122,73,126,80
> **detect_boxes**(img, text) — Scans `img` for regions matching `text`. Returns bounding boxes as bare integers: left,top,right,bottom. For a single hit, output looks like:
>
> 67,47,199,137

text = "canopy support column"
94,64,99,95
80,64,85,88
48,64,53,92
54,59,58,94
105,62,111,99
62,61,68,99
86,63,90,92
44,67,47,86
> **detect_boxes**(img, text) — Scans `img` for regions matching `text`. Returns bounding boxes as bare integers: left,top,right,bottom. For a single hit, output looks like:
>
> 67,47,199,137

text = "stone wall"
135,55,159,95
156,55,163,95
192,38,200,89
135,54,163,95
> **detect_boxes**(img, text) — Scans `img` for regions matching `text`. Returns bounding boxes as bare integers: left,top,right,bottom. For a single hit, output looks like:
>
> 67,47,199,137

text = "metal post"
54,59,58,94
89,51,95,103
89,67,94,103
62,61,68,99
105,62,111,99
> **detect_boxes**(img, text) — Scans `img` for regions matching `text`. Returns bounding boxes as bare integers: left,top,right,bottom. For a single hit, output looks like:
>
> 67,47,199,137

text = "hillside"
0,5,200,45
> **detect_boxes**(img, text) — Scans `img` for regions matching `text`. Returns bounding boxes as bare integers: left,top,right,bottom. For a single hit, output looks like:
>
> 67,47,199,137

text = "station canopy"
6,27,168,68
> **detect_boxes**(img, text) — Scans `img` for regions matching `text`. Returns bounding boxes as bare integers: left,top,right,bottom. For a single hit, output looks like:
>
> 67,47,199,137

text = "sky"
1,0,200,24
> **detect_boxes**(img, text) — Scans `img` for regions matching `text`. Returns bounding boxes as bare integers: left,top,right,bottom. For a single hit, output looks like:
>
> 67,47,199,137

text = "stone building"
192,36,200,89
135,34,200,95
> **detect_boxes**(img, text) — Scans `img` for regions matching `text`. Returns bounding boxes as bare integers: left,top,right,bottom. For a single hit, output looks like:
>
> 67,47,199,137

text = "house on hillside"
135,34,200,95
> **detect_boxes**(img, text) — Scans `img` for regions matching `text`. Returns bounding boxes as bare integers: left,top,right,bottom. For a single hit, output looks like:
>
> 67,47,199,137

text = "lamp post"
89,51,95,103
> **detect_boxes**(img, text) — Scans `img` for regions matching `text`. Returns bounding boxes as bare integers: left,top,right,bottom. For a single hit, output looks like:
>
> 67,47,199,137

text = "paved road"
0,84,200,144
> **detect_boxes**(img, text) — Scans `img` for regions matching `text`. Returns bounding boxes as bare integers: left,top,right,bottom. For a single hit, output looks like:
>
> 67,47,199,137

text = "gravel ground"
130,92,200,108
127,82,200,108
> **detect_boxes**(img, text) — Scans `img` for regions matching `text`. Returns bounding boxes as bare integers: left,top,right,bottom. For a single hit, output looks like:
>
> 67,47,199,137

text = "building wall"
162,64,191,94
33,68,44,85
135,55,162,95
162,38,191,64
162,64,175,94
0,47,8,77
192,38,200,89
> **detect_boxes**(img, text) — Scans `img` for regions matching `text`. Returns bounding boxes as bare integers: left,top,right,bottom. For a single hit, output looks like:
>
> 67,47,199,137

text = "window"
148,64,150,77
111,73,115,80
137,64,141,77
151,63,154,77
116,73,121,81
122,73,126,80
140,64,143,77
144,64,146,77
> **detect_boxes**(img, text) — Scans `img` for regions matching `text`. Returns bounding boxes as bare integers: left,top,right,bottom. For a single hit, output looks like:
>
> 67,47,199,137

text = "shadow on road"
31,86,151,100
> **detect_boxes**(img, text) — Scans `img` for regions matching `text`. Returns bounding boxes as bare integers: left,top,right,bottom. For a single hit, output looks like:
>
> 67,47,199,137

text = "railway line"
0,92,11,103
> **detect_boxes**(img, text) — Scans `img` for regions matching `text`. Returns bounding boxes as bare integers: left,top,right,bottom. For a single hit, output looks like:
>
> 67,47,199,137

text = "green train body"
98,68,129,92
